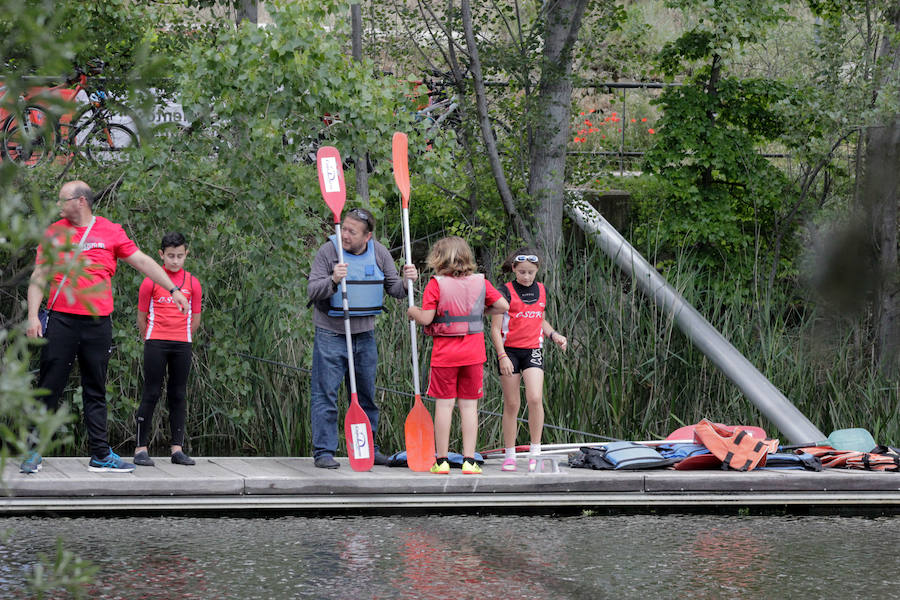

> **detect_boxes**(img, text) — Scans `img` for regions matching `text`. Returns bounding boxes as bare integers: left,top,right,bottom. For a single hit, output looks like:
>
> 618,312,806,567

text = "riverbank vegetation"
2,0,898,462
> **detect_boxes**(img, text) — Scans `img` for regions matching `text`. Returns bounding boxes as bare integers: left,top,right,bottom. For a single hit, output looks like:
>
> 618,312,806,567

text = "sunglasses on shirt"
514,254,539,263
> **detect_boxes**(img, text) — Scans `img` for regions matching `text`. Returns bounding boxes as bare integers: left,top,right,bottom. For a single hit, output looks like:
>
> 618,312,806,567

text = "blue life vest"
657,443,712,460
574,441,678,470
328,235,385,317
758,452,823,471
386,450,483,468
601,441,678,469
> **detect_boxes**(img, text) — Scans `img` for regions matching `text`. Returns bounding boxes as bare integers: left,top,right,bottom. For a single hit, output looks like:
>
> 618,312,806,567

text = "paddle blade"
316,146,346,223
391,132,411,208
826,428,876,452
344,393,375,471
404,394,435,472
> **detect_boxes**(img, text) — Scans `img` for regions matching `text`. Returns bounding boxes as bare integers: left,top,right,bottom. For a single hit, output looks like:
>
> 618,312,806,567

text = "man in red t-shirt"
21,180,190,474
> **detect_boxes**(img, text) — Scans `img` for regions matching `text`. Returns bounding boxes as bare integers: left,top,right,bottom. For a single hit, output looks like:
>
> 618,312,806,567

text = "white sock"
529,443,540,457
505,447,516,460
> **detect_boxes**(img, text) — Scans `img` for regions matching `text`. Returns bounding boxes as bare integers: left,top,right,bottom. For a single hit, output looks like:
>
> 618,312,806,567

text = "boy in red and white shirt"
133,232,203,467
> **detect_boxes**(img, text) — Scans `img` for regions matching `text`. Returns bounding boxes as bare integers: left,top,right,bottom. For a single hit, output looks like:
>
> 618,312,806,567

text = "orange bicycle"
1,64,138,166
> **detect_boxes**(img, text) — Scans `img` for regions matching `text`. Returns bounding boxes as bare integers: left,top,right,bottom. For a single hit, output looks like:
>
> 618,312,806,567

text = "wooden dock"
3,456,900,514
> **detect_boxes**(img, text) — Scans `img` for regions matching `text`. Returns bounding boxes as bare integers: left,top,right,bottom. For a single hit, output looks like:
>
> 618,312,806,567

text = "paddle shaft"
333,223,359,397
481,439,694,456
401,207,421,395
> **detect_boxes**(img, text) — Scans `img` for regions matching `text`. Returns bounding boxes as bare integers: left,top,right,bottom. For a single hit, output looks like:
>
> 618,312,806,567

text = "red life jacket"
424,274,486,337
693,419,779,471
501,281,546,348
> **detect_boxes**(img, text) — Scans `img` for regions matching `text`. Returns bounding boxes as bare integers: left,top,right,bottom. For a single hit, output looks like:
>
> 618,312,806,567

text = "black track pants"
37,312,113,458
136,339,192,448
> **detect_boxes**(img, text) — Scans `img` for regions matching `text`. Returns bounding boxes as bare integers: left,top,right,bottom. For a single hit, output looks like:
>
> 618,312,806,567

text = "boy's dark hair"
160,232,187,250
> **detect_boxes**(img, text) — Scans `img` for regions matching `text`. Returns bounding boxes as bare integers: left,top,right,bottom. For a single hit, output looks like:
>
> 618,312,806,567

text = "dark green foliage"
638,1,801,300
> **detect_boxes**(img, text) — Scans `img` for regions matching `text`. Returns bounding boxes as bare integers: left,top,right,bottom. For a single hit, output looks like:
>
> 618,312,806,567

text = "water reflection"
1,514,898,598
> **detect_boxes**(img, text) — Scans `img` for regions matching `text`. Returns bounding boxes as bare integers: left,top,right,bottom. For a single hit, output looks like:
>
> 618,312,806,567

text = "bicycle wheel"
1,106,56,167
71,121,139,163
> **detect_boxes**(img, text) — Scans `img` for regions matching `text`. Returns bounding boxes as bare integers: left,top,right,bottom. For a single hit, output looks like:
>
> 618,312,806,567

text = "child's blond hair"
426,236,477,277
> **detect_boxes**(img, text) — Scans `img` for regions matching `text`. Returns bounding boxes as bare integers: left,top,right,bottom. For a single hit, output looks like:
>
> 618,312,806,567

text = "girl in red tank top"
489,248,567,472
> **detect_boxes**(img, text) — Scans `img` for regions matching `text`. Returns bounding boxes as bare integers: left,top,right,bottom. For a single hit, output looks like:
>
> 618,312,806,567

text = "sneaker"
528,458,538,472
20,451,43,474
373,450,390,466
314,454,340,469
462,459,482,475
429,459,450,475
501,457,517,472
171,450,195,466
88,451,136,473
133,451,155,467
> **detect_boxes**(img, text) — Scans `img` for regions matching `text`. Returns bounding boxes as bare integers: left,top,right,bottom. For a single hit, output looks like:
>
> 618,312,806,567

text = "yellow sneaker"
430,459,450,474
461,459,482,475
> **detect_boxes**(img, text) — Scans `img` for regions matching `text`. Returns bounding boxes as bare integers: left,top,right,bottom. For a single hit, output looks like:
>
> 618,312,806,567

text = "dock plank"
3,455,900,513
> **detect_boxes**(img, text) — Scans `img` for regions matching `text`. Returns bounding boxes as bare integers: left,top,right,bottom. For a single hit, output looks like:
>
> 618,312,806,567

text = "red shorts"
427,363,484,400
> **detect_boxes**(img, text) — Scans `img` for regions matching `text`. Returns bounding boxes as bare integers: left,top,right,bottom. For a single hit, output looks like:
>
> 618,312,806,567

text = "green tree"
640,0,797,300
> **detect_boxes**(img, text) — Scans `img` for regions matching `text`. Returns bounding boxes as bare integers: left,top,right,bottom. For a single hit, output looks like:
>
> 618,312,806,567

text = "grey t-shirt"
307,238,408,334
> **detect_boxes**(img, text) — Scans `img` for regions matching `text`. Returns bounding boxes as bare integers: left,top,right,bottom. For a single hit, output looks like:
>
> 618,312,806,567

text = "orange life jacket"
798,446,861,468
424,274,486,337
802,445,900,471
693,419,779,471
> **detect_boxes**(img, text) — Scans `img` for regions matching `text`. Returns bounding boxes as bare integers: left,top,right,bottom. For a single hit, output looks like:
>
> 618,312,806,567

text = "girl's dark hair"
501,247,540,272
160,232,187,250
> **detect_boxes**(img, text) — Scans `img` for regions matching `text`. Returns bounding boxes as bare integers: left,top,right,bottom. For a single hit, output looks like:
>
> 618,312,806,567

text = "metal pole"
565,198,826,444
619,88,626,176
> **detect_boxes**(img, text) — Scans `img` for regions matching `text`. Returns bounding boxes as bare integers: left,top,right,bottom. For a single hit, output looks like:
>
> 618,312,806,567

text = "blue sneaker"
20,451,43,473
88,451,136,473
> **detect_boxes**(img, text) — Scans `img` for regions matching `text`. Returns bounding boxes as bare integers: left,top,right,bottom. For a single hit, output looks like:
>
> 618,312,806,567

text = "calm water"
1,513,897,599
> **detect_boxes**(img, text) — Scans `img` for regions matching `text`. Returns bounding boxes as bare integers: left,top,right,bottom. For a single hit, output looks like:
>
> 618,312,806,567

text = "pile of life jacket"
569,420,897,472
796,445,900,472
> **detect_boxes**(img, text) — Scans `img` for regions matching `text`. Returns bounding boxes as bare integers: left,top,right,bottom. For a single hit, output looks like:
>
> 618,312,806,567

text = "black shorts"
499,347,543,374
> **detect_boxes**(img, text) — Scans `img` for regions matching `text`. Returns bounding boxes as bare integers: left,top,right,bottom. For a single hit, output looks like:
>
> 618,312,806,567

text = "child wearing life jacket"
489,248,567,472
407,236,509,474
133,232,203,467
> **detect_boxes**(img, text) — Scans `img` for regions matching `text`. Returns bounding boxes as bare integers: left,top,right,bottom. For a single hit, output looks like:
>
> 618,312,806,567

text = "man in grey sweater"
307,207,417,468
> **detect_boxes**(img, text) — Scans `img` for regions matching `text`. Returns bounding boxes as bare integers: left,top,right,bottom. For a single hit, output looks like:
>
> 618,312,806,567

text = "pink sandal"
501,457,517,471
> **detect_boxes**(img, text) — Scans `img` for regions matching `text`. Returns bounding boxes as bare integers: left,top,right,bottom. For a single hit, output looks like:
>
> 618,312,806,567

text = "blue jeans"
310,327,379,458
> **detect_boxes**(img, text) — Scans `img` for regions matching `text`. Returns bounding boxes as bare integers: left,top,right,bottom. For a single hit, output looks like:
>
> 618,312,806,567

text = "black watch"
169,286,179,295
